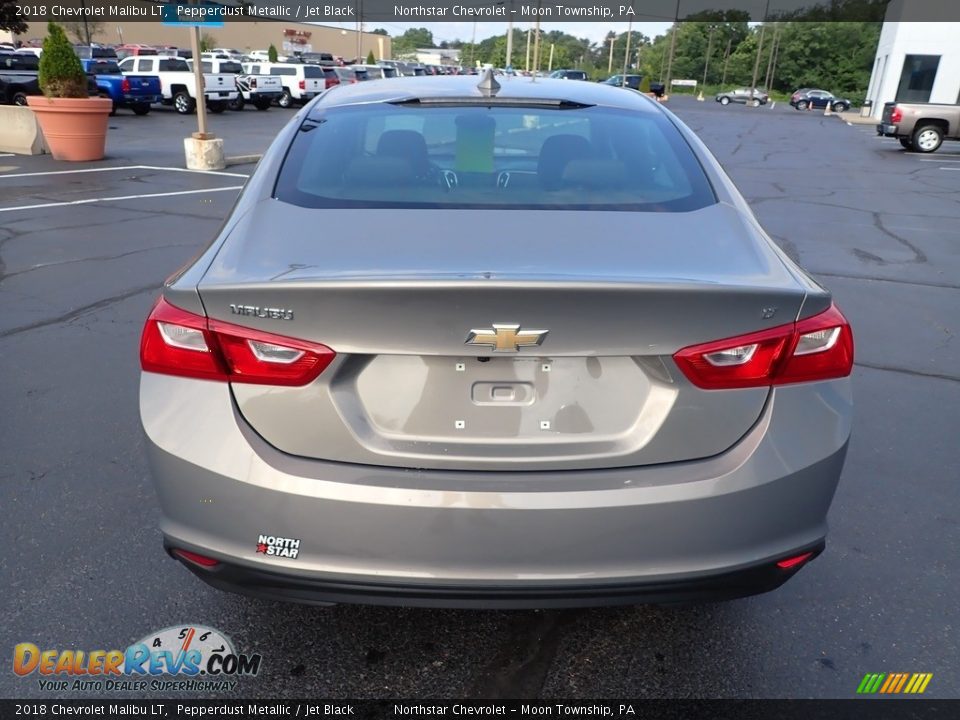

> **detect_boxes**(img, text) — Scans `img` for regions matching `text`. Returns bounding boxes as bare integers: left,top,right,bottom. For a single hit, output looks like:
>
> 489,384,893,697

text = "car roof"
311,75,660,112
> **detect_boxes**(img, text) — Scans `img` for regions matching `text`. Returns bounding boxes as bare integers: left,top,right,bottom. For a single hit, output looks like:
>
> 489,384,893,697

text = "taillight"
172,548,219,568
298,79,305,90
140,297,335,386
890,105,902,123
326,76,339,89
121,77,130,93
673,303,853,390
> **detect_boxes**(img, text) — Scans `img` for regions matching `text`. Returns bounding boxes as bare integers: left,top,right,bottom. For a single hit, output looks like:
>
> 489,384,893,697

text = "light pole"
355,0,363,63
665,0,680,92
607,33,615,74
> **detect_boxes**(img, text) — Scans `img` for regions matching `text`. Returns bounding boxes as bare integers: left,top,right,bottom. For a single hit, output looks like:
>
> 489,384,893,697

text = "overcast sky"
325,22,676,45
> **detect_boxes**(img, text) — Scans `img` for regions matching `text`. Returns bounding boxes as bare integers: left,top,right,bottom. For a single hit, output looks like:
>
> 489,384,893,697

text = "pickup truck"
192,58,282,111
1,51,98,105
245,61,325,108
877,101,960,153
117,55,237,114
81,58,162,115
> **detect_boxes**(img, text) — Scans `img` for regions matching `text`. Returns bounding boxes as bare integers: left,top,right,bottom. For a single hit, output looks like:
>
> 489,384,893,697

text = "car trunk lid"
196,202,807,471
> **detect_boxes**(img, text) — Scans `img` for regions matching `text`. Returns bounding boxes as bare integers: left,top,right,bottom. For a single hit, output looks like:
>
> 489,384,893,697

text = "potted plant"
26,22,112,161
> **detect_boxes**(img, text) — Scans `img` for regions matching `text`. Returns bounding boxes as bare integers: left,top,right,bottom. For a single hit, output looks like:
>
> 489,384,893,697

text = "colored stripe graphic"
857,673,932,694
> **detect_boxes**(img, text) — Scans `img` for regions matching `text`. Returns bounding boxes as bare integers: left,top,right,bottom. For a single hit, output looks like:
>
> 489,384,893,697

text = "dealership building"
12,21,391,62
865,4,960,118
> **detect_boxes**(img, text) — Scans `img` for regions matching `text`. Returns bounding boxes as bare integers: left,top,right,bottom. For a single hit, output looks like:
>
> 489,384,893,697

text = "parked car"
118,55,237,114
550,69,588,81
877,101,960,153
192,58,282,111
73,44,117,60
334,67,368,85
80,57,162,115
790,88,850,112
600,74,643,90
1,51,97,105
253,61,325,108
140,74,854,609
716,87,769,106
115,44,158,61
0,51,41,105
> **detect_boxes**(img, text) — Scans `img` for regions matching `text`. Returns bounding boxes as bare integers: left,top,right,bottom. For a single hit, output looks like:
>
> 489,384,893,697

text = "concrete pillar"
184,134,225,171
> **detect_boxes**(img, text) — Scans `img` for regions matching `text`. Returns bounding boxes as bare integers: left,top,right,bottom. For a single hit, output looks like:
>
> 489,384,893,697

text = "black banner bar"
0,700,957,720
7,0,960,24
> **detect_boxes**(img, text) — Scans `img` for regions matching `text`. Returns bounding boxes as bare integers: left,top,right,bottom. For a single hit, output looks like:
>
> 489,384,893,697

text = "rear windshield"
303,65,324,78
159,59,190,72
275,104,715,212
88,61,121,74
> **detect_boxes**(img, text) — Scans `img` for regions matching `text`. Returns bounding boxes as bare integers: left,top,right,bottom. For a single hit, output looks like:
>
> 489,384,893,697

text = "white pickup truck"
194,58,283,111
117,55,237,115
244,61,326,108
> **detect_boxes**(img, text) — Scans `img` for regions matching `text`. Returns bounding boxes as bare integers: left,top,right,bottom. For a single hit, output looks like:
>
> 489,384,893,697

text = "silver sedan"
139,74,854,608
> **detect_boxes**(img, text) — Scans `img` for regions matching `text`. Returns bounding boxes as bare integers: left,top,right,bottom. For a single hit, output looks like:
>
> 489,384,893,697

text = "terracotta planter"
26,96,112,161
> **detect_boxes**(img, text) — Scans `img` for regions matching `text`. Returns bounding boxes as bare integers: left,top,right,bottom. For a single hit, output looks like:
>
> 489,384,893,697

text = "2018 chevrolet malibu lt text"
140,73,854,609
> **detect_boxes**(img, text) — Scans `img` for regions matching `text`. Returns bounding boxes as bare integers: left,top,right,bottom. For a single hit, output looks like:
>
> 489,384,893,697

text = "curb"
225,154,262,167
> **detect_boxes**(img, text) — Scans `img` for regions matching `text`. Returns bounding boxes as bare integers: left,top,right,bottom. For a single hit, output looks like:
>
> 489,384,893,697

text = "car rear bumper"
123,94,161,104
141,374,851,608
877,123,899,136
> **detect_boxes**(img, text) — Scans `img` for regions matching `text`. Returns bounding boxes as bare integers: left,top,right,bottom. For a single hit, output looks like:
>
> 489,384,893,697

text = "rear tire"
720,96,730,105
911,124,943,153
131,103,151,116
228,95,245,111
207,100,227,114
833,102,849,113
12,91,28,106
277,89,293,108
173,91,196,114
797,100,808,111
751,98,761,107
254,99,271,111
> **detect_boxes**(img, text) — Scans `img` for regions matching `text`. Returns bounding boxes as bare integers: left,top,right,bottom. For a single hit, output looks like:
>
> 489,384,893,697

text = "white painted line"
917,157,960,162
0,164,248,180
0,153,15,157
941,167,960,171
0,186,243,213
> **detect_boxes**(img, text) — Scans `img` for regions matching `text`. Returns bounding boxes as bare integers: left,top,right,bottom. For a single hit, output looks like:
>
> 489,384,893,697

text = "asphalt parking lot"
1,95,958,700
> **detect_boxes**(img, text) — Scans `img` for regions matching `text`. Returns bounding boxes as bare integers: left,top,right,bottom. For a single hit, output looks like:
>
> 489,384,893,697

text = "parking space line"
917,158,960,162
0,164,249,180
0,186,243,213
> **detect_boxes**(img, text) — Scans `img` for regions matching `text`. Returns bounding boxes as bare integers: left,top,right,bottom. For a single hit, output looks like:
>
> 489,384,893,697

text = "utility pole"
355,0,363,64
702,24,716,88
665,0,680,92
749,0,772,103
532,16,541,77
768,25,782,92
621,19,633,85
506,13,513,69
607,34,615,74
721,36,732,85
469,21,477,67
548,43,555,72
525,28,531,72
765,23,779,90
189,23,207,137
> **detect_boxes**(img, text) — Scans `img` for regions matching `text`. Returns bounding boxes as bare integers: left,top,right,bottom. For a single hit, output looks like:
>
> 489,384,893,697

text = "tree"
268,44,278,62
370,28,389,36
392,27,434,56
199,33,217,53
60,21,105,46
0,0,29,35
366,50,376,64
38,22,87,98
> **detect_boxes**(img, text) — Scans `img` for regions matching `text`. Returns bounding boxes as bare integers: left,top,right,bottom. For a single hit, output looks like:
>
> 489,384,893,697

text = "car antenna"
477,68,500,98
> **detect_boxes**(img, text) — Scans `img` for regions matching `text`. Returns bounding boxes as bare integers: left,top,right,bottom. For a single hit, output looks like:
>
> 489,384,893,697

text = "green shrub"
38,22,88,98
268,44,278,63
366,50,376,65
639,75,651,93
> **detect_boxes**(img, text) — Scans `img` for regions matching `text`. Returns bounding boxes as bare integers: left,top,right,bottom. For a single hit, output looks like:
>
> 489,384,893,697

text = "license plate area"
353,355,649,441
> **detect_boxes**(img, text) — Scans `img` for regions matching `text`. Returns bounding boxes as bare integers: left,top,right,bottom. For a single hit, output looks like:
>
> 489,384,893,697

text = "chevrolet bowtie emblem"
465,324,549,352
